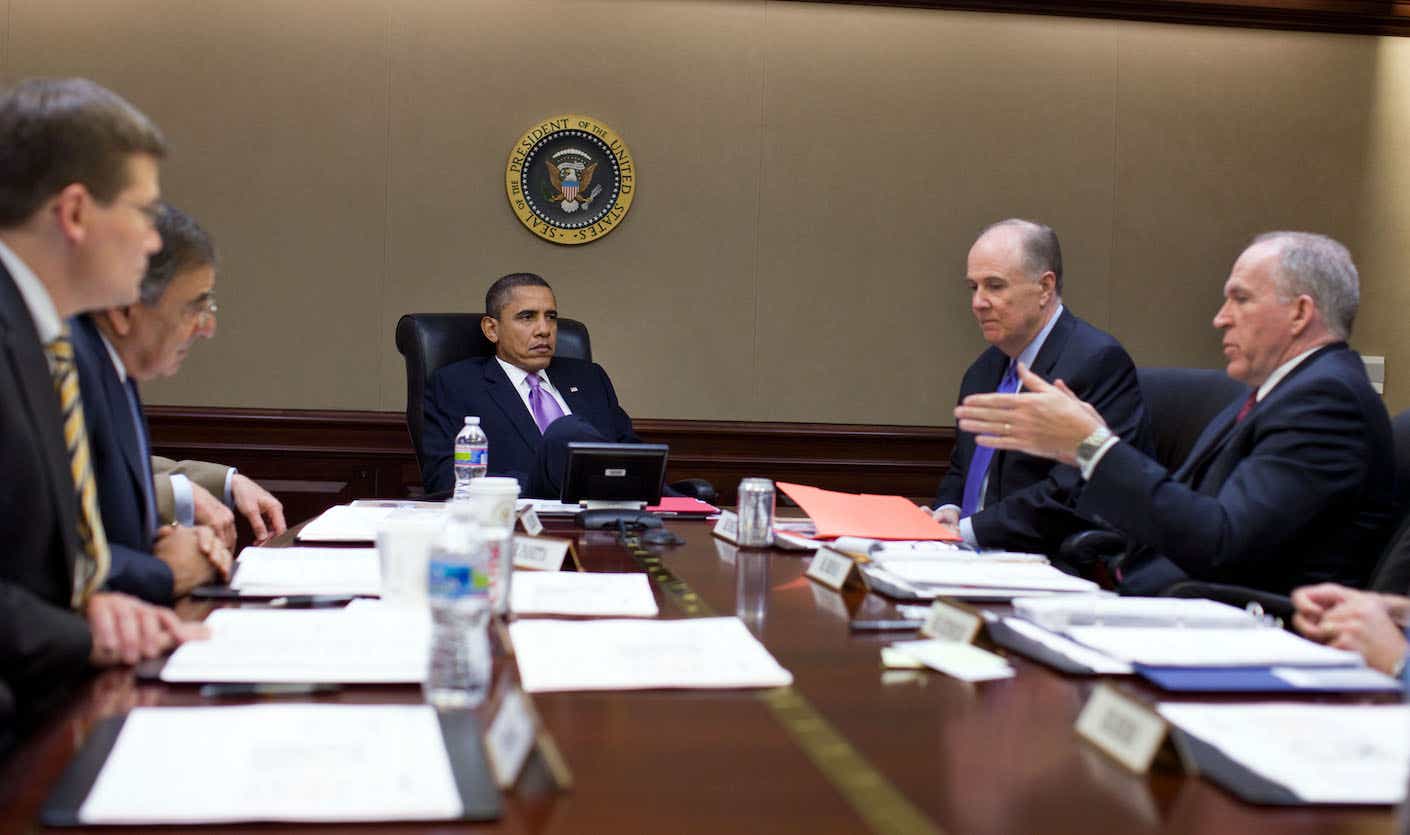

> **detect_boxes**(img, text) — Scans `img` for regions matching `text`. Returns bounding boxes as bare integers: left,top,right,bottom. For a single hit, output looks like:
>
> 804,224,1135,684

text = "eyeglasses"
182,293,218,324
113,198,165,228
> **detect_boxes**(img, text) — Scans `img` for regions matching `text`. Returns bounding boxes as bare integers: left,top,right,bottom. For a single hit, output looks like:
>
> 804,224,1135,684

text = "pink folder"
775,482,961,541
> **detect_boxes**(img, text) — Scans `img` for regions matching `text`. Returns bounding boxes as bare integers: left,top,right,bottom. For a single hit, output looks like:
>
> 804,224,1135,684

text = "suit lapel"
85,320,151,521
1025,308,1074,382
483,359,541,447
550,360,588,418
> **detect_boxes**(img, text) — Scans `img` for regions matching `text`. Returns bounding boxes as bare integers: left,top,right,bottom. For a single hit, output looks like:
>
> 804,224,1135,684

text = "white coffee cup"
375,511,443,607
466,477,521,528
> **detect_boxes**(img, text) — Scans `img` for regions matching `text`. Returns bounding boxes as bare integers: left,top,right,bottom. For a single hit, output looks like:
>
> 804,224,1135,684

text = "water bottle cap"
464,416,480,425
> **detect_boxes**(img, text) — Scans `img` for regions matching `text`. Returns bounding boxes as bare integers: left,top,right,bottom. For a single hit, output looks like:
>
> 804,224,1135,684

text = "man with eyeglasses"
0,78,208,753
71,204,285,603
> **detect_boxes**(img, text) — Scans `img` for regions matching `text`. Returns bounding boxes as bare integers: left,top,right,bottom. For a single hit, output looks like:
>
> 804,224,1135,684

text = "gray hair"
139,203,214,305
977,218,1063,296
1252,231,1358,340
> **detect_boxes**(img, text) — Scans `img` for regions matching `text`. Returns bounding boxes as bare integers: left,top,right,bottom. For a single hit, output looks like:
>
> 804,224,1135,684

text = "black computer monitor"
560,442,668,506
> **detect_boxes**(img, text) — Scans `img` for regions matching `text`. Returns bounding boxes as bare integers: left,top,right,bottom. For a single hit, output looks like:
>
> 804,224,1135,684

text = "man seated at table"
421,272,641,498
927,219,1150,553
73,204,284,602
0,78,207,750
153,453,285,548
1291,583,1409,682
954,232,1393,595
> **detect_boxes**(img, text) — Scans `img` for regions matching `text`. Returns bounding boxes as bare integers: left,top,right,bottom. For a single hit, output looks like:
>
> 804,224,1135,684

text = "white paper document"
1065,626,1363,668
888,638,1015,682
79,705,463,823
231,546,381,596
1157,703,1410,804
298,504,444,543
1000,617,1133,674
878,560,1100,593
510,571,659,617
1013,595,1259,632
509,617,793,692
516,498,581,516
161,607,430,683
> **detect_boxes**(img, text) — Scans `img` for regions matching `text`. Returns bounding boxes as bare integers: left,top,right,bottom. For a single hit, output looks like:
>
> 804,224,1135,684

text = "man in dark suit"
929,219,1150,554
422,273,640,497
957,232,1394,595
0,78,206,746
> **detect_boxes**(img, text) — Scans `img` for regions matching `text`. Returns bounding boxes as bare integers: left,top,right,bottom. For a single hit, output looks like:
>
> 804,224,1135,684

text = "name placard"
1074,683,1173,774
712,510,740,544
920,599,982,644
805,548,862,591
518,507,544,536
483,683,573,792
512,535,571,571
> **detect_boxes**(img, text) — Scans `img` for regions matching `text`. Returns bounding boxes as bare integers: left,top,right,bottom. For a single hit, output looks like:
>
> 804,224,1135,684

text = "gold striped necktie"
44,334,110,608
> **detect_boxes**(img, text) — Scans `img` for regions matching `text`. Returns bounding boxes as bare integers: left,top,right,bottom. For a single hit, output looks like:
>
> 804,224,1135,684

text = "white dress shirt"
495,356,573,425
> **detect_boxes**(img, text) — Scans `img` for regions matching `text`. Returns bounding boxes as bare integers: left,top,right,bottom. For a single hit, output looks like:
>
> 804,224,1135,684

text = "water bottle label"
454,446,488,466
428,560,489,597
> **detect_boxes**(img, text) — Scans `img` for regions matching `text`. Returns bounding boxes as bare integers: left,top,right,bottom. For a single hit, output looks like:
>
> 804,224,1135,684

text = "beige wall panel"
1353,38,1410,414
754,3,1118,424
380,0,766,420
8,0,392,410
1108,24,1375,370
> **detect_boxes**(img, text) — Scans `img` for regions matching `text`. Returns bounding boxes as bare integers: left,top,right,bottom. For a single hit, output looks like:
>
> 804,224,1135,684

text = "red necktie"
1235,392,1258,423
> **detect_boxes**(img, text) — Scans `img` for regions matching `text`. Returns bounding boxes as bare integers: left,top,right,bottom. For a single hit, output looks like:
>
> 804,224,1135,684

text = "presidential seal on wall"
506,114,636,245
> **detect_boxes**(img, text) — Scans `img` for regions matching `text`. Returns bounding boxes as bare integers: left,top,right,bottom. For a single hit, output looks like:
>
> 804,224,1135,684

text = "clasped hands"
954,362,1105,466
1292,583,1409,675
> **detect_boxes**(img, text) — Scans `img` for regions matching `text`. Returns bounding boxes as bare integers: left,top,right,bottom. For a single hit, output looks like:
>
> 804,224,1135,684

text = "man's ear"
1039,271,1057,304
52,184,91,245
481,315,499,345
98,305,136,337
1289,294,1316,338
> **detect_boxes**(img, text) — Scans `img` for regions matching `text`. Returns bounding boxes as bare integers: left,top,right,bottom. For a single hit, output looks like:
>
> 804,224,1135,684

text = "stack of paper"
510,572,659,617
298,504,443,543
1013,595,1259,632
161,607,430,683
1064,626,1361,667
231,547,381,596
1157,703,1410,804
887,638,1015,682
863,559,1100,601
77,705,466,824
509,617,793,692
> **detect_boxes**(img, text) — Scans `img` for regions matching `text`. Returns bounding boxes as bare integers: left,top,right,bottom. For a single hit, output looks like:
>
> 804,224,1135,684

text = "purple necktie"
527,373,566,434
961,362,1020,518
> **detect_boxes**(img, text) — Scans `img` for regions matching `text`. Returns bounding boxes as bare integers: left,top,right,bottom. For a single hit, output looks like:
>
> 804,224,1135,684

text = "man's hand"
153,524,231,595
954,364,1105,466
1291,582,1360,642
1319,595,1409,675
922,505,960,526
84,592,210,667
231,474,286,545
189,481,236,550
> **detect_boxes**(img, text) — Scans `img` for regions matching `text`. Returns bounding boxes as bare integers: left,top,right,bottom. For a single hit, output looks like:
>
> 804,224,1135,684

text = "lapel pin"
570,387,579,393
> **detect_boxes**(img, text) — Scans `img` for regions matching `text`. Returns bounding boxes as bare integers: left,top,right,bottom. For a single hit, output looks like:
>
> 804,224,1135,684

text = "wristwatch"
1075,425,1114,470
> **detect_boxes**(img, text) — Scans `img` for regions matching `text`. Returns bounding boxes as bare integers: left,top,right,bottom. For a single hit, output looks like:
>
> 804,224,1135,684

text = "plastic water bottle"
423,504,491,709
452,416,489,502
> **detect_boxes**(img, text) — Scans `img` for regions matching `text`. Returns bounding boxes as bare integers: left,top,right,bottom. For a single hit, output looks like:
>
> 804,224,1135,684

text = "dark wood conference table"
0,515,1398,834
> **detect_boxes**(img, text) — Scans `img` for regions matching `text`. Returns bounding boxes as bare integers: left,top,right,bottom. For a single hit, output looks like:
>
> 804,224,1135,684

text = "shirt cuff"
223,467,237,507
1079,436,1122,481
170,473,195,527
958,515,979,549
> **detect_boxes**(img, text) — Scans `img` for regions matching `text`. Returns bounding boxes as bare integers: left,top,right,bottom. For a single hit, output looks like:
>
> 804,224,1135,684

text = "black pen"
849,619,925,632
267,595,357,609
200,683,342,698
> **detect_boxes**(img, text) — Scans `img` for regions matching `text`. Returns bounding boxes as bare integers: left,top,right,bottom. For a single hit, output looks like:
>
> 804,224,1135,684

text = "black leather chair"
395,313,714,501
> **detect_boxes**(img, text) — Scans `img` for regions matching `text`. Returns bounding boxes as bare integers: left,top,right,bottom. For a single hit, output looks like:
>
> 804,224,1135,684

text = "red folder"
775,482,961,541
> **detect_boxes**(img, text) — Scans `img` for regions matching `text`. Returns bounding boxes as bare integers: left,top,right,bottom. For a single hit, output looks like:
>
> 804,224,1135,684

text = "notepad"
231,547,381,596
1013,595,1259,632
509,617,793,692
879,560,1100,593
161,607,429,683
78,705,466,823
510,571,659,617
298,504,444,542
1065,626,1362,668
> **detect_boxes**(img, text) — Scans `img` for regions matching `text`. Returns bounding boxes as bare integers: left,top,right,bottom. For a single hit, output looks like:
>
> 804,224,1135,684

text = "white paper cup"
375,512,443,607
466,477,521,529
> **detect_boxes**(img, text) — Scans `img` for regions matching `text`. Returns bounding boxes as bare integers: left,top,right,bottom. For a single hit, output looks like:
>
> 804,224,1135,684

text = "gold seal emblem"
506,114,636,245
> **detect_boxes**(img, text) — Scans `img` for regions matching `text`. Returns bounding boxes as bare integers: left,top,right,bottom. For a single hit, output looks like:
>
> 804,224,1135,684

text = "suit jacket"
71,315,174,605
0,263,93,736
1081,343,1394,595
422,356,640,495
151,456,231,525
936,308,1152,553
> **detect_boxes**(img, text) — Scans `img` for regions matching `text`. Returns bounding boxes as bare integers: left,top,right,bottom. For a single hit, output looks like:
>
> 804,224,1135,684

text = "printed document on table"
79,705,463,824
231,547,381,596
1064,626,1362,667
1157,703,1410,804
1000,617,1133,674
510,571,659,617
509,617,793,692
161,607,429,683
297,504,444,542
1013,596,1259,632
880,560,1100,593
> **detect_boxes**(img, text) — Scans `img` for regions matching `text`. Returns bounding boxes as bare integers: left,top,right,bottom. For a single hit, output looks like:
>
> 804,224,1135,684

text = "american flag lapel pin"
570,386,579,393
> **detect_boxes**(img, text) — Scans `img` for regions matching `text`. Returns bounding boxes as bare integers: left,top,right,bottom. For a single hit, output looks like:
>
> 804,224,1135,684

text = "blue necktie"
123,378,158,535
961,362,1020,518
